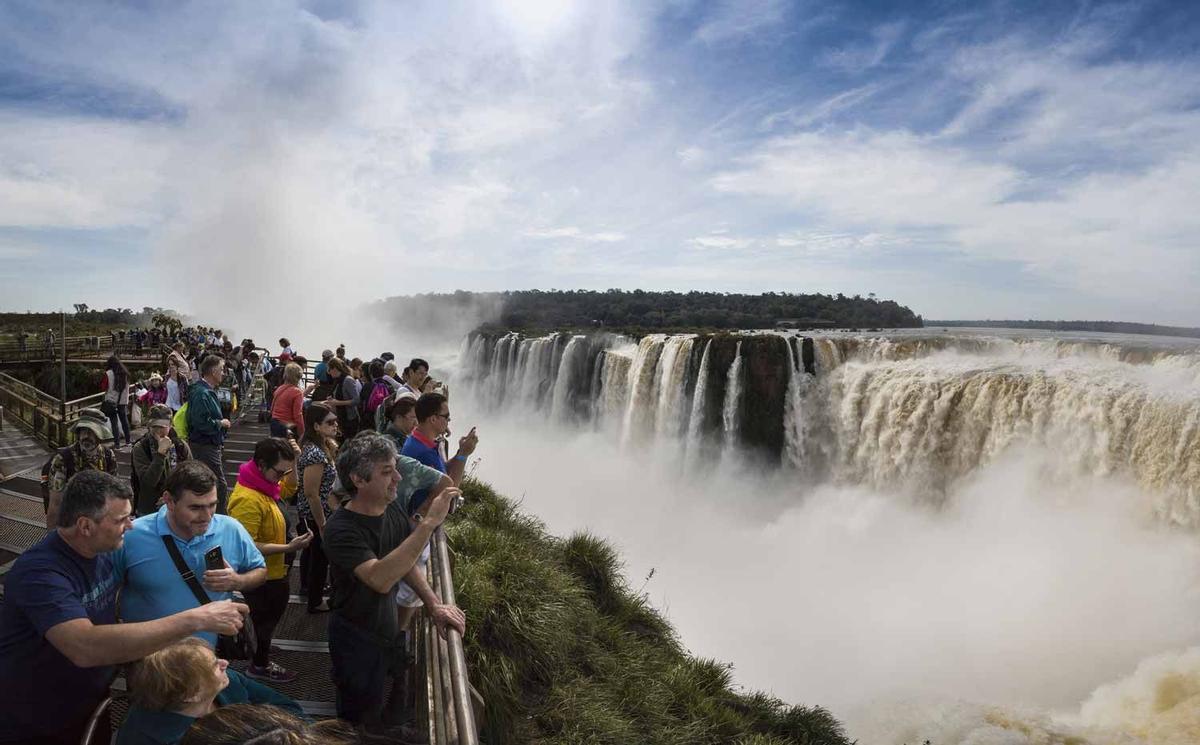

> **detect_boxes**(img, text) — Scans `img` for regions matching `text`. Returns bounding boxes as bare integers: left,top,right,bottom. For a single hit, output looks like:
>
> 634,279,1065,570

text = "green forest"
374,289,923,332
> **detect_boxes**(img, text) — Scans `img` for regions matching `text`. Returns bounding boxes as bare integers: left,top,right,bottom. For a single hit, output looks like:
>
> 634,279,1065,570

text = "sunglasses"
437,412,451,421
322,418,338,426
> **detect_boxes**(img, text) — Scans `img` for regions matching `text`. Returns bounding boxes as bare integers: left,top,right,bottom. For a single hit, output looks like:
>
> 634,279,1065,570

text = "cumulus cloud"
0,0,1196,325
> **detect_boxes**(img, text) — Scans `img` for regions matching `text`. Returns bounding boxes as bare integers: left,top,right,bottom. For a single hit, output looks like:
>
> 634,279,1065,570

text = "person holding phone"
399,393,479,513
115,461,267,648
324,434,465,734
228,438,313,683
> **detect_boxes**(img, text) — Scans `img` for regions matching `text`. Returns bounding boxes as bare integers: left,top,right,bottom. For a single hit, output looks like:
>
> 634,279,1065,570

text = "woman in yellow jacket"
228,437,313,683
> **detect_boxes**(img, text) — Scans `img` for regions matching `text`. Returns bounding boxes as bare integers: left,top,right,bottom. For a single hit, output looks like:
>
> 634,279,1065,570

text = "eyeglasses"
269,466,294,478
437,412,451,422
322,418,338,426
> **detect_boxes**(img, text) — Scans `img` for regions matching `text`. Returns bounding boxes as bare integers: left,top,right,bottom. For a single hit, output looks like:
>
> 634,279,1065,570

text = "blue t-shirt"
314,360,329,384
399,431,446,512
115,508,265,646
0,532,122,741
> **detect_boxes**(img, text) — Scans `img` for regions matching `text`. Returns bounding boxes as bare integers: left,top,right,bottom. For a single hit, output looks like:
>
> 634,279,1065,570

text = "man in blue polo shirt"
116,460,266,646
399,393,478,513
0,471,246,745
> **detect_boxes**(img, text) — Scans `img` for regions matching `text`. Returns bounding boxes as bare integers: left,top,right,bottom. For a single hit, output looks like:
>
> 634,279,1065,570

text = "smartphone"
204,546,224,571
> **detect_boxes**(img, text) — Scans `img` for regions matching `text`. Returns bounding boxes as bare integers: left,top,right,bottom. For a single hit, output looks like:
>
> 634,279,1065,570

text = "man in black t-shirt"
325,434,465,732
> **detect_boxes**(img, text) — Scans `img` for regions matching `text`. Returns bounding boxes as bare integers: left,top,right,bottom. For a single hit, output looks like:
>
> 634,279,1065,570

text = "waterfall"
458,329,1200,522
550,335,588,423
685,339,713,453
722,341,743,449
654,336,695,438
620,336,665,445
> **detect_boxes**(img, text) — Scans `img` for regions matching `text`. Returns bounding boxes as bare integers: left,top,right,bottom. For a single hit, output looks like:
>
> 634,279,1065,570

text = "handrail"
419,526,481,745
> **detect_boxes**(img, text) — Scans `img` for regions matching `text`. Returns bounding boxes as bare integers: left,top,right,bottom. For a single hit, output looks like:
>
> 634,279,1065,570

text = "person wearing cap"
45,410,118,528
314,350,334,385
131,404,192,516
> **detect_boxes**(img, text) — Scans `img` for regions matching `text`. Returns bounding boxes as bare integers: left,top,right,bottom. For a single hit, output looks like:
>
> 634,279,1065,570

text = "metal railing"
417,527,482,745
0,334,168,365
0,371,137,449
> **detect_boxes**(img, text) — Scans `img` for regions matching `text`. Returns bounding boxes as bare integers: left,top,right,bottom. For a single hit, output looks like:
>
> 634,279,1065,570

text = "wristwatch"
411,512,423,524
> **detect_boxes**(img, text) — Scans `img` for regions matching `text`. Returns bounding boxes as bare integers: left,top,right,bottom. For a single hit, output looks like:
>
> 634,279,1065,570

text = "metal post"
434,528,478,744
60,311,67,446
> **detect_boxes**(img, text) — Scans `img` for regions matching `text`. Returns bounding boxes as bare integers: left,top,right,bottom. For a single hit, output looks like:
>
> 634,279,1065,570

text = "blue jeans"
328,613,409,725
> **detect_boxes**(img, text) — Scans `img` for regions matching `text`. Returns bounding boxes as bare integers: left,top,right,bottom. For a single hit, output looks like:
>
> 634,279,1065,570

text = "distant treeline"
0,306,182,336
375,289,923,332
929,319,1200,339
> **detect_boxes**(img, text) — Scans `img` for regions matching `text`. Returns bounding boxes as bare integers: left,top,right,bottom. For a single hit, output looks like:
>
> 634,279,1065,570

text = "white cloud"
524,226,627,242
693,0,789,45
691,234,755,250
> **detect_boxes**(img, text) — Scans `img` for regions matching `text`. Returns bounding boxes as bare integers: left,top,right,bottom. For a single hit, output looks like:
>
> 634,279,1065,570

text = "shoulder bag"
159,535,255,660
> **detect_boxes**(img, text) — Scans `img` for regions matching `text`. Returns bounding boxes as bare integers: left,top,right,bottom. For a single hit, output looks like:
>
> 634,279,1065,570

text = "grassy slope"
450,478,851,745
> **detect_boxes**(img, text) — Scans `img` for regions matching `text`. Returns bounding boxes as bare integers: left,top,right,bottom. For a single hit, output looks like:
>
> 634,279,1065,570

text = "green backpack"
172,403,189,441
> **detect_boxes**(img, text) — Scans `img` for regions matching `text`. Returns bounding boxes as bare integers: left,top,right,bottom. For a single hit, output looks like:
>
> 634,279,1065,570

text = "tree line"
373,289,923,332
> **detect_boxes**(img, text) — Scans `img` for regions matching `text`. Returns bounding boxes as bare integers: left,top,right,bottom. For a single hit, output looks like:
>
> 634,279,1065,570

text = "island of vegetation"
371,289,923,334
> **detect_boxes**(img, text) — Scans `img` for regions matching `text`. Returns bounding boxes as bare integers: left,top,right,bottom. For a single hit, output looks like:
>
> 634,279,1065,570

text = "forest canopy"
373,289,923,332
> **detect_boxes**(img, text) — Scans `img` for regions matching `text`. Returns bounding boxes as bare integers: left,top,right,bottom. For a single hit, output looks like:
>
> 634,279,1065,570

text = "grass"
448,478,852,745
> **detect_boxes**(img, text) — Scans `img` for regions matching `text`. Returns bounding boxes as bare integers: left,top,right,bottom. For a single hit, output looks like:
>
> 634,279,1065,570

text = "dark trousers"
190,441,229,513
106,406,130,447
299,517,328,610
328,613,409,725
243,577,290,668
269,419,292,438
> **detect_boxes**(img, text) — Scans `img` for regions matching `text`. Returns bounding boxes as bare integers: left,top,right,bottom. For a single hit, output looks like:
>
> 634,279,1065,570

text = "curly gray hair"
335,433,398,495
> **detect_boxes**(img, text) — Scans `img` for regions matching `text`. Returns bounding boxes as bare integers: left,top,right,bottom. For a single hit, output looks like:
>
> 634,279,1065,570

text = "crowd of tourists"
1,331,480,745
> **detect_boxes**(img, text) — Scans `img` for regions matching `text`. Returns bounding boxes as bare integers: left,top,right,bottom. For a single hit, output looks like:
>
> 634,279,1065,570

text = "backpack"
40,446,117,514
130,435,189,499
364,379,391,415
173,403,190,441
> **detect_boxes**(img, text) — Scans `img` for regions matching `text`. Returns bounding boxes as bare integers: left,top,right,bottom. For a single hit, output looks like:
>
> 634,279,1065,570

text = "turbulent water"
459,329,1200,523
454,328,1200,745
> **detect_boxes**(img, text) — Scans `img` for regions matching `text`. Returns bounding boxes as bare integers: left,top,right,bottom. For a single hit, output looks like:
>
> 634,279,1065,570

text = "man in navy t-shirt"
399,392,478,513
0,471,247,745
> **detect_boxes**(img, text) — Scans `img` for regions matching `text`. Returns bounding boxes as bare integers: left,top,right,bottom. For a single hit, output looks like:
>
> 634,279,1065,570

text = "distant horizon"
1,2,1197,326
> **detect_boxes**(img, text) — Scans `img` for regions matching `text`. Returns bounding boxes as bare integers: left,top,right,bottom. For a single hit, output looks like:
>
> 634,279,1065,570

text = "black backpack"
40,447,117,514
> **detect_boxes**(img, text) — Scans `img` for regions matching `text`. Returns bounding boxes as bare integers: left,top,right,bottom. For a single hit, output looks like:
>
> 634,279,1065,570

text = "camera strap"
161,534,213,607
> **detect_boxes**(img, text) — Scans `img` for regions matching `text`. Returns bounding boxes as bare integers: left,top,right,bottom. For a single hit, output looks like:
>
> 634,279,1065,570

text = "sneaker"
245,662,298,683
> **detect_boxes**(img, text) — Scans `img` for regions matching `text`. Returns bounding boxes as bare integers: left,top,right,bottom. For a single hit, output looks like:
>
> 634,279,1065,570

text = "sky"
0,0,1198,326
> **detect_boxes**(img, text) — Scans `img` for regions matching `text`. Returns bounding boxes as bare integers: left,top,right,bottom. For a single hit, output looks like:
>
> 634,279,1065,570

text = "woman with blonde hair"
269,362,306,438
115,638,305,745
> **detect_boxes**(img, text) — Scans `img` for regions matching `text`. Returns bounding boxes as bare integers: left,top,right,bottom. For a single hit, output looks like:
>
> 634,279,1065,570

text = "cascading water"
685,338,713,460
458,329,1200,519
722,341,743,451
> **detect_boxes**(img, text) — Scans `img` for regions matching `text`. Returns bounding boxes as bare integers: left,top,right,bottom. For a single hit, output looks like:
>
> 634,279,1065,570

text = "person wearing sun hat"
44,409,118,528
131,405,192,516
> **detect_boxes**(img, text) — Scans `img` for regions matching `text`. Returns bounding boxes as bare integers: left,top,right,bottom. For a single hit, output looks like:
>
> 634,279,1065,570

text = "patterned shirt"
48,445,114,493
297,442,336,521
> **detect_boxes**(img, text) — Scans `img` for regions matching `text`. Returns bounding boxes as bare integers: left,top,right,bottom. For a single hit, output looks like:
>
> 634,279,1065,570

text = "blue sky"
0,0,1197,327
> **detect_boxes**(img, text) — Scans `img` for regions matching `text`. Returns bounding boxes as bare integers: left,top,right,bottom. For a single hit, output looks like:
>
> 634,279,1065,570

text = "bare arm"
353,522,436,594
303,463,327,533
45,601,247,668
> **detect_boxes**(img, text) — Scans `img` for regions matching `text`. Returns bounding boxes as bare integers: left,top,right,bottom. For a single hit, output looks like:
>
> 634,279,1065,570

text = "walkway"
0,415,338,737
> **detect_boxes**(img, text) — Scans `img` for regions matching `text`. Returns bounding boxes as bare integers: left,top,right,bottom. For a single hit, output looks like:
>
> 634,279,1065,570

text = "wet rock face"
738,336,789,461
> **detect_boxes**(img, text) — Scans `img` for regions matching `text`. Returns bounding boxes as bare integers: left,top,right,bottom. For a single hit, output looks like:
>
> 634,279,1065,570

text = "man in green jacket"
130,405,191,516
187,355,231,513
